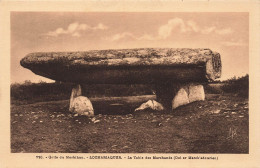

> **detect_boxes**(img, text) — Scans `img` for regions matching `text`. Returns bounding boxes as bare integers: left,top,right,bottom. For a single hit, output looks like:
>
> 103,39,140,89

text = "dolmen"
20,48,221,116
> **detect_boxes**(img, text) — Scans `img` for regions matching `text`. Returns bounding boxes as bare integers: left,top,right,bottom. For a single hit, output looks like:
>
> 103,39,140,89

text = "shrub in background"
11,81,153,105
221,74,249,98
11,74,249,105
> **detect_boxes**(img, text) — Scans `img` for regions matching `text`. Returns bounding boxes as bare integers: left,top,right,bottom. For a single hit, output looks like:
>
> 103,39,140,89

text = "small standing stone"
69,84,94,116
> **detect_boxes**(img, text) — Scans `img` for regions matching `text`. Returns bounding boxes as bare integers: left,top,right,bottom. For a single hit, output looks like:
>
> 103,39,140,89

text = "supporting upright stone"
172,84,205,110
188,84,205,103
172,87,190,109
69,84,82,111
69,84,94,116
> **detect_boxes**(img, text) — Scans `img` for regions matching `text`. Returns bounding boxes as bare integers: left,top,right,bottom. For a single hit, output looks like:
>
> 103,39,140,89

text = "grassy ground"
11,93,248,153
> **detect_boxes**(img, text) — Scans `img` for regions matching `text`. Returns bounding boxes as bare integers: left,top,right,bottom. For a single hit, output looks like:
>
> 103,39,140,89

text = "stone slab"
21,48,221,84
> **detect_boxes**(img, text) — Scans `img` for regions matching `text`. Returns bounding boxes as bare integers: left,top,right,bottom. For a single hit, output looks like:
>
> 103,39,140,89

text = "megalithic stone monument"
20,48,222,115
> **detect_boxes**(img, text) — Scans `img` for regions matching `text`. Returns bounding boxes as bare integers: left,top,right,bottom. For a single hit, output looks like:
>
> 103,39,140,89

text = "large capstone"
20,48,221,84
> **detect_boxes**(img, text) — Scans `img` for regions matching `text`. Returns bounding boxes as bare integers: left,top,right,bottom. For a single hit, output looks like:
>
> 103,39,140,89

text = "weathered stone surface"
69,85,94,116
20,48,221,84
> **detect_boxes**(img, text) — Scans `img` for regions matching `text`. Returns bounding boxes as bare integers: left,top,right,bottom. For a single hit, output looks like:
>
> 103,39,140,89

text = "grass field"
11,75,249,153
11,94,248,153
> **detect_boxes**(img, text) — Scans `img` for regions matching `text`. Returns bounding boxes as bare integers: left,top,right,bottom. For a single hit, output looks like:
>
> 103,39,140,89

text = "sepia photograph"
10,12,249,154
1,1,260,167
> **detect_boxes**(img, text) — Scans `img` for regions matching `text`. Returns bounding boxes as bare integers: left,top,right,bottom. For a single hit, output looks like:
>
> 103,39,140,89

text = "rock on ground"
135,100,164,111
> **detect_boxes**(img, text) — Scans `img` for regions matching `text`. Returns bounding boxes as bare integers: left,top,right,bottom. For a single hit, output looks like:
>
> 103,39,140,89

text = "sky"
11,12,249,83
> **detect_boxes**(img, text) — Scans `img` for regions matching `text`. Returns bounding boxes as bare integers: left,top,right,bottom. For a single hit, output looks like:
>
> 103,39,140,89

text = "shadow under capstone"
92,102,135,115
